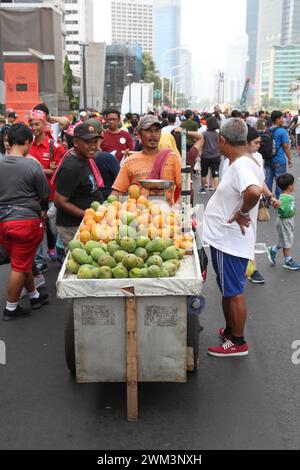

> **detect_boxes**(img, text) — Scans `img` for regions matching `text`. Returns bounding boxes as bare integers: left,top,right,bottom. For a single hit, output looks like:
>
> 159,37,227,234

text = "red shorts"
0,219,44,273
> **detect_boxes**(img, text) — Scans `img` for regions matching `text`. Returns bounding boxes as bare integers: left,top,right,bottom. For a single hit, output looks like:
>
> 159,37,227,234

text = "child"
267,173,300,270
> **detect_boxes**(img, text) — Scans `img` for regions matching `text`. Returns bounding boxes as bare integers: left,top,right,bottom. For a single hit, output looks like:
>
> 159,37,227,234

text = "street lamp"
79,42,89,110
171,74,184,108
126,73,134,113
110,61,119,109
161,46,183,108
169,64,185,107
139,80,144,116
175,81,184,109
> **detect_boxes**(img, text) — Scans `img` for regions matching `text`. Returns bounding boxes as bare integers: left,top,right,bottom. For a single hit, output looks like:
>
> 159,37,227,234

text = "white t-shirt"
203,155,264,260
162,125,177,134
222,152,263,176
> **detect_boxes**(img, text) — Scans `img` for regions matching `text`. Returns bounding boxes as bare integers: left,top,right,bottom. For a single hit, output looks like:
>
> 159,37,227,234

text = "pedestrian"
101,109,134,163
265,110,292,199
267,173,300,271
112,115,181,206
198,116,221,194
180,110,199,149
54,122,104,251
203,118,264,357
33,103,70,142
0,123,50,321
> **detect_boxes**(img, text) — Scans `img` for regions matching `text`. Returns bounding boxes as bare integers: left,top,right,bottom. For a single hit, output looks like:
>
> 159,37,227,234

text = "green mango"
69,240,84,251
161,246,179,261
66,259,80,274
147,255,163,268
112,265,129,279
98,255,117,269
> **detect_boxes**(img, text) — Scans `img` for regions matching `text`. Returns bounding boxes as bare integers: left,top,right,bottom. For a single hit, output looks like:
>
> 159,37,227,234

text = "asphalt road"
0,155,300,450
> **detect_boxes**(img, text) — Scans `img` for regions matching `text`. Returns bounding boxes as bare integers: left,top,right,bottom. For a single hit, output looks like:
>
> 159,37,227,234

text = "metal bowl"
139,180,174,190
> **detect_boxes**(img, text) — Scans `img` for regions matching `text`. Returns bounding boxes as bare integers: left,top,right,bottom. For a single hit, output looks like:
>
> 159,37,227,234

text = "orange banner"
4,63,40,121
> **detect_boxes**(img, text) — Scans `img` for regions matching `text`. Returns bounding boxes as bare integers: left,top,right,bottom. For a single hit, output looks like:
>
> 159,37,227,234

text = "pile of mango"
66,185,194,280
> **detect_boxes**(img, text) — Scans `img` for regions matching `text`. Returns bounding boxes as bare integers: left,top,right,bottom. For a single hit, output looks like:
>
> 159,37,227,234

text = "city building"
268,45,300,104
154,0,181,78
281,0,300,45
82,43,106,111
178,47,192,102
254,0,300,105
214,71,225,105
104,44,143,111
225,36,248,105
0,4,68,116
111,0,154,55
255,0,283,103
65,0,94,78
291,79,300,110
246,0,259,102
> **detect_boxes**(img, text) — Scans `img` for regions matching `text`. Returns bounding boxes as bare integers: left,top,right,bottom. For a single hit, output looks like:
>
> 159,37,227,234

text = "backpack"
259,128,282,161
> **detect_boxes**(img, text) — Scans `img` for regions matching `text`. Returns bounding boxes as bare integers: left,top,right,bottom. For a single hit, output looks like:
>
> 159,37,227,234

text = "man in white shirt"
161,113,177,134
203,118,264,357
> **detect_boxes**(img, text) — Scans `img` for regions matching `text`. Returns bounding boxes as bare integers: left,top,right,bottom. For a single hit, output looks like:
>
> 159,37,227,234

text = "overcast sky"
94,0,247,100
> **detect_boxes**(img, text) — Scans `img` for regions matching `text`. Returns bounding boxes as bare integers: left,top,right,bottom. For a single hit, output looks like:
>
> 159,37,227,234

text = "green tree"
64,55,74,109
142,53,172,106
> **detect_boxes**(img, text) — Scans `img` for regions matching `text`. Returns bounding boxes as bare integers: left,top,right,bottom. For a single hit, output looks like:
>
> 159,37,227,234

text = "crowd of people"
0,103,299,358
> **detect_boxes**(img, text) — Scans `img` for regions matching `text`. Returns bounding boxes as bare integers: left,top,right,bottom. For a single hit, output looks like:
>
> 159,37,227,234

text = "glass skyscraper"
154,0,181,78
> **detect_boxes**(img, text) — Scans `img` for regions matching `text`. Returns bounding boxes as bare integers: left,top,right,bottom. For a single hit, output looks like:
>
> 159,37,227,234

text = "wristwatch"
239,209,250,217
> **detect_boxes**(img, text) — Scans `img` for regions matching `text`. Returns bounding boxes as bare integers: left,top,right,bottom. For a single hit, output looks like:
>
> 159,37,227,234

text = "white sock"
6,301,19,312
28,290,40,300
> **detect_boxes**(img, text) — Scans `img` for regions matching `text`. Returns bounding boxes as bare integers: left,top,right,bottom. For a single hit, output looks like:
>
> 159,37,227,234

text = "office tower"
65,0,94,77
246,0,259,97
111,0,154,55
154,0,181,78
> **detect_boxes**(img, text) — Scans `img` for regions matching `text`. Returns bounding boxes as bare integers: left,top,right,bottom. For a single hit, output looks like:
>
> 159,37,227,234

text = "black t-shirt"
94,151,120,200
55,153,103,227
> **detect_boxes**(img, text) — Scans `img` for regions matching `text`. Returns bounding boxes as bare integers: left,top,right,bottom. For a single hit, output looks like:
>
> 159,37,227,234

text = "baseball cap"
79,111,87,117
73,122,99,140
86,118,103,136
136,115,162,132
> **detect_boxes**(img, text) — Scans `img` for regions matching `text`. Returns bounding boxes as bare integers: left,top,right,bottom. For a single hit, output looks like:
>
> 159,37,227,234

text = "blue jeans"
265,162,287,199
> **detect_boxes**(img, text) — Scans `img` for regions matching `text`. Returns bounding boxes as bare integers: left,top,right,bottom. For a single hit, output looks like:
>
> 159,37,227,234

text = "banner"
4,63,40,121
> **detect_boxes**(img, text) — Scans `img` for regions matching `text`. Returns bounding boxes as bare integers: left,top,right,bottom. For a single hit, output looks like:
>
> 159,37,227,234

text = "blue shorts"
210,247,249,298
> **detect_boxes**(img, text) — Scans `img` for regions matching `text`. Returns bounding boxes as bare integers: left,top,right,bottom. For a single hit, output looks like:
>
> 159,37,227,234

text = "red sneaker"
219,328,232,341
208,340,249,357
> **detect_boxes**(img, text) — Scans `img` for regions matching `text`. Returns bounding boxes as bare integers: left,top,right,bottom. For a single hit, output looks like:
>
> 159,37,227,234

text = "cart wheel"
65,300,76,375
187,313,203,372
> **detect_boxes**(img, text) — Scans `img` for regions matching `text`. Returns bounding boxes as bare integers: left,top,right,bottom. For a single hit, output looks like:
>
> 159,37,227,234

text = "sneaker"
47,249,58,261
36,263,48,274
208,340,249,357
199,188,207,195
219,328,232,341
20,275,46,299
283,259,300,271
249,270,265,284
267,246,276,266
30,292,49,310
208,186,214,191
3,305,31,322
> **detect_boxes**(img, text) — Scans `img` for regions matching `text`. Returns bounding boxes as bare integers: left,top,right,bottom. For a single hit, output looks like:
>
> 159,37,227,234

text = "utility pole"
80,43,88,110
0,0,6,116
